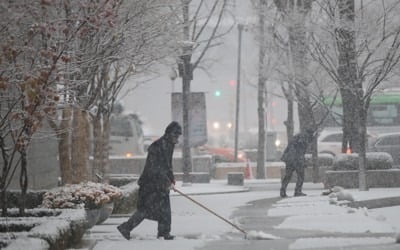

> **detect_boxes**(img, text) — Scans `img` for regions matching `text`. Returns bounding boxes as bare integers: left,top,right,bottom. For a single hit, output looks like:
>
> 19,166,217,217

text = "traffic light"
229,80,236,87
214,90,221,97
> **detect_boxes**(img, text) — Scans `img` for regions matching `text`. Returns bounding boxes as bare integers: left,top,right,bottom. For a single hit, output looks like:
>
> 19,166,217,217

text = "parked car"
317,130,376,156
368,132,400,166
317,130,344,156
198,145,247,162
109,113,145,158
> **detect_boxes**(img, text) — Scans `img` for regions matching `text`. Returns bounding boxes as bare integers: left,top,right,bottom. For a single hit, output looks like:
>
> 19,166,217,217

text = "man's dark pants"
280,162,305,194
120,191,171,235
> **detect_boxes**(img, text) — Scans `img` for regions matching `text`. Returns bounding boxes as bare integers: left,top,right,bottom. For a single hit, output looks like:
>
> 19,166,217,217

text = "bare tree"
254,0,338,182
310,0,400,190
46,0,178,184
175,0,232,183
83,0,179,183
0,0,112,215
46,0,126,184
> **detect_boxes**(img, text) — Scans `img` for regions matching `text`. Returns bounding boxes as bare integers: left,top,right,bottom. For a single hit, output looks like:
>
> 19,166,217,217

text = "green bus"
324,90,400,132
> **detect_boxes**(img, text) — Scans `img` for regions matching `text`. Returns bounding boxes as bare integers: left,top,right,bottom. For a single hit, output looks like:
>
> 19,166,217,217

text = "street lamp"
234,23,243,162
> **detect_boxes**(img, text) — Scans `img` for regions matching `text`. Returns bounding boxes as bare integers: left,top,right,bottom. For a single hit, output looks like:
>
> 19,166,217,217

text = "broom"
172,186,248,237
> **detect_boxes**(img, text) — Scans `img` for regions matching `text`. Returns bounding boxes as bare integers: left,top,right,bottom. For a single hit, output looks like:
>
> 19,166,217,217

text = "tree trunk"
311,135,319,183
0,153,9,216
71,108,89,183
19,150,27,216
283,85,294,142
286,3,318,180
58,107,72,184
0,188,5,216
340,89,360,153
336,0,361,154
92,114,103,182
256,0,266,179
102,115,111,184
358,106,368,191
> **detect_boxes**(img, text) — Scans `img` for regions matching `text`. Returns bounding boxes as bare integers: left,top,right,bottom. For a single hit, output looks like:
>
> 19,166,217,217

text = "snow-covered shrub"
366,152,394,169
108,174,138,187
305,153,334,167
333,152,393,171
5,190,45,208
41,182,122,209
112,181,139,214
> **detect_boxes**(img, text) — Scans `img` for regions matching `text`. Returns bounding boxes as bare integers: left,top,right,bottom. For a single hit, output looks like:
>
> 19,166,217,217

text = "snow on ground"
351,188,400,201
89,180,271,250
268,187,400,249
289,237,395,249
269,188,400,233
82,181,400,250
170,181,249,196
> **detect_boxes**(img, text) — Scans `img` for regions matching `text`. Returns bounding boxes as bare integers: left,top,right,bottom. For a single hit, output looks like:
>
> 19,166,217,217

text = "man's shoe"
294,192,307,197
117,225,131,240
157,233,175,240
280,190,287,198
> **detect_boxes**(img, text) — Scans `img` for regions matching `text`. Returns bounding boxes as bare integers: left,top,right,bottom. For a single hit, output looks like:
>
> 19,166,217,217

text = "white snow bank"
272,188,400,234
4,236,49,250
276,213,395,233
246,230,280,240
268,195,347,217
289,237,394,249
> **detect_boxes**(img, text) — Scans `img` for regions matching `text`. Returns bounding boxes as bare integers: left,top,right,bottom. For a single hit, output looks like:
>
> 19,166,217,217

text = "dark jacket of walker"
281,132,311,167
137,135,175,221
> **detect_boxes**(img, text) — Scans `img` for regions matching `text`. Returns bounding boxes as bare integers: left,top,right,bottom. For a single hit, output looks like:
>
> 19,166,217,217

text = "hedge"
332,152,393,171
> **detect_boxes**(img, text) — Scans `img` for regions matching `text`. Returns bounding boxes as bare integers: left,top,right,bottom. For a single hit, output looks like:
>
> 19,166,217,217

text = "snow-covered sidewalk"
268,186,400,249
75,180,400,250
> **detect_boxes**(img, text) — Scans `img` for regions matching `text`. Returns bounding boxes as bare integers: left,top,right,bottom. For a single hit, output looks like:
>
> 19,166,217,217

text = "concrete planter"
85,208,100,228
280,166,331,183
0,209,86,250
324,169,400,188
97,202,114,225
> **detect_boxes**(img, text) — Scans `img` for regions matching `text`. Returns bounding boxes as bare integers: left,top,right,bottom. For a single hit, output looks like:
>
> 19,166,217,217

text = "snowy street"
75,180,400,250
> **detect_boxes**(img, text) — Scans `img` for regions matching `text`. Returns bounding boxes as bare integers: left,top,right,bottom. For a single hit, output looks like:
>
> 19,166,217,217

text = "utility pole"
180,0,193,184
234,23,243,162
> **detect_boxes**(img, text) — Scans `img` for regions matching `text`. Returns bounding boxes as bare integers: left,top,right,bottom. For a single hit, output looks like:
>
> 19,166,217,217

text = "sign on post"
171,92,207,147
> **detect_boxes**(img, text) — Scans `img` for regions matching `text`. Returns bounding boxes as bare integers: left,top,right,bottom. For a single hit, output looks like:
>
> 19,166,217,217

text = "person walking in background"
117,121,182,240
280,129,315,198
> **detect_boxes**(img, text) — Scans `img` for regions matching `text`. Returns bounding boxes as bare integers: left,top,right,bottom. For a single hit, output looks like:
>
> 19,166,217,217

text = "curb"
349,196,400,209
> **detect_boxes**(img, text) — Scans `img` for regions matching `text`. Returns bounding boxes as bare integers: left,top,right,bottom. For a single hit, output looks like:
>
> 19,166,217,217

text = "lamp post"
234,23,243,162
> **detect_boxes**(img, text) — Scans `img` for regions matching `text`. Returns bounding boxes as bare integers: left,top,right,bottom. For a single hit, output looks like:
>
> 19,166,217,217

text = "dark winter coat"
136,135,175,221
281,132,312,168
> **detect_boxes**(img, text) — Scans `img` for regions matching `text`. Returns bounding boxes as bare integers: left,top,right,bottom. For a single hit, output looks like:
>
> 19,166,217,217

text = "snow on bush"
112,181,139,214
41,182,122,209
305,153,334,167
333,152,393,171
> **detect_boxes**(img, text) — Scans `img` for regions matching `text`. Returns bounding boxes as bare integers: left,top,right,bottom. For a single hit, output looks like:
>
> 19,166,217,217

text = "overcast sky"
119,1,290,141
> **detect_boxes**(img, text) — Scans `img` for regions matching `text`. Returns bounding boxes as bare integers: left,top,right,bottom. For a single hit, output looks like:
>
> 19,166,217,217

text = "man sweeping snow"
117,121,182,240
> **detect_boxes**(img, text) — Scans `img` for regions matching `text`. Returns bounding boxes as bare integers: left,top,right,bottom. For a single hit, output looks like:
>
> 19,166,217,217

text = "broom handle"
172,187,247,235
